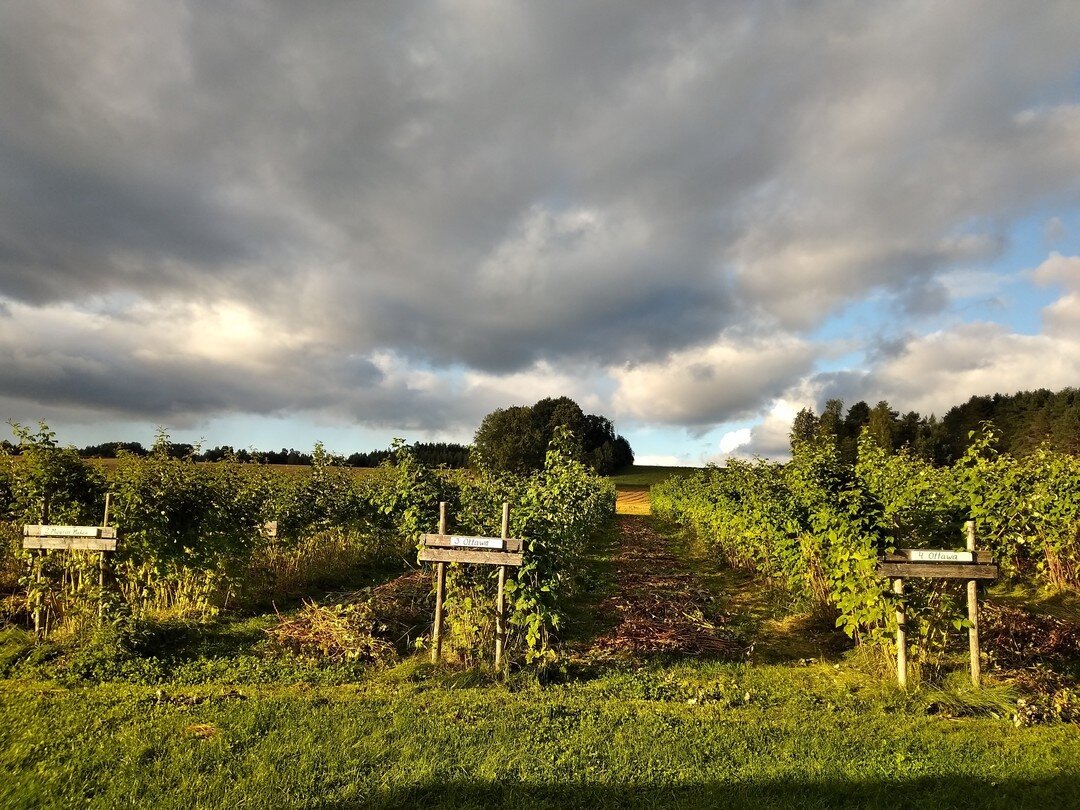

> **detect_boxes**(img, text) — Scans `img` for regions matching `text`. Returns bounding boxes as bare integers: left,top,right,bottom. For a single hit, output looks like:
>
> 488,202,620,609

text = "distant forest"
18,440,474,468
792,387,1080,465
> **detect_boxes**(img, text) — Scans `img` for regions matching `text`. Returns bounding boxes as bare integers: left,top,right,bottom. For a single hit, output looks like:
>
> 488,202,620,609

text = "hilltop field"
610,465,697,516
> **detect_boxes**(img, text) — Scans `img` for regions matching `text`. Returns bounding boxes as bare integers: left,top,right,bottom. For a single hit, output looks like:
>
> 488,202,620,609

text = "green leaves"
654,420,1080,659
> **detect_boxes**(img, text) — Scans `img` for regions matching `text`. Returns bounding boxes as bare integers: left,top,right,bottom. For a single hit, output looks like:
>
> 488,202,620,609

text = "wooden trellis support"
418,502,523,669
877,520,997,689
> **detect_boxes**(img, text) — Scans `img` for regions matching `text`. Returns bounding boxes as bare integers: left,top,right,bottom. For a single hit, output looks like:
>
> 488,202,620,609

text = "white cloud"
1033,253,1080,338
717,428,752,454
938,269,1014,301
612,335,816,427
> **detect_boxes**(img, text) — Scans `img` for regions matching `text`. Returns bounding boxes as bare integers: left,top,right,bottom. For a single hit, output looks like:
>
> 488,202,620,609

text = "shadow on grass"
554,518,622,654
332,774,1080,809
667,520,855,666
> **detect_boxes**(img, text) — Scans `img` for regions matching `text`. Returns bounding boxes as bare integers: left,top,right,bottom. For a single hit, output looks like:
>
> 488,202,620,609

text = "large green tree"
472,396,633,474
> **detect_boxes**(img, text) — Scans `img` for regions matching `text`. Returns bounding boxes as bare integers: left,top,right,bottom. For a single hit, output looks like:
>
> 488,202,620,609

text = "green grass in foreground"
608,465,701,487
2,659,1079,808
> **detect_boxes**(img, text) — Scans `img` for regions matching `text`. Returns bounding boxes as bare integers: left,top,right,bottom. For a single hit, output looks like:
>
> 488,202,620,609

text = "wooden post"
894,577,907,689
494,502,509,671
99,493,112,621
33,496,50,637
431,502,447,663
965,520,981,688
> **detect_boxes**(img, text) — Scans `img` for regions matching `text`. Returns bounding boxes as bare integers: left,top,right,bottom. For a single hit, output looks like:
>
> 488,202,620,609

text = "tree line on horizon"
791,386,1080,464
0,439,473,469
4,394,635,474
13,386,1071,473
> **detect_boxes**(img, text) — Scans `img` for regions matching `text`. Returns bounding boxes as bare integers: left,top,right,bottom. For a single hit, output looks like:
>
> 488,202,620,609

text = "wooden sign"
418,532,523,566
880,522,994,689
23,525,118,552
24,493,117,636
877,548,996,580
421,502,520,670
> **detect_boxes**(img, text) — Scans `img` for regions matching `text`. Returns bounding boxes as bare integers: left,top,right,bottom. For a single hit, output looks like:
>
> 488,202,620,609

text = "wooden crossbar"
23,537,117,552
876,561,998,580
418,547,523,567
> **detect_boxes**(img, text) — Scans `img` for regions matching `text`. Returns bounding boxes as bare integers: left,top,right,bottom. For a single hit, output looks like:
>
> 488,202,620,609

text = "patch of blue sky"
815,349,866,375
810,209,1079,353
624,421,753,466
809,296,890,344
950,209,1079,334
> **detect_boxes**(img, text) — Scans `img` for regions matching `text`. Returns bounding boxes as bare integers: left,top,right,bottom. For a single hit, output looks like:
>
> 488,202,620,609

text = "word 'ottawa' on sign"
418,502,523,670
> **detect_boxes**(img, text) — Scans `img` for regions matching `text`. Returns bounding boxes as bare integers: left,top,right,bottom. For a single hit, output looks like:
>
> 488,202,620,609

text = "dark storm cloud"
1,1,1079,431
0,332,380,420
0,137,281,303
0,318,485,432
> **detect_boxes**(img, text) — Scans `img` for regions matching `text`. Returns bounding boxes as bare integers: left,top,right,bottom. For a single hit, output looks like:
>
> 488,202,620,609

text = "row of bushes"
653,427,1080,658
1,424,614,666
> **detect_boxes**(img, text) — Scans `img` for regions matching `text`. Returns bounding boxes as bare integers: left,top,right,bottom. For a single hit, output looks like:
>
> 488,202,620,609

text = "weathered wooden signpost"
418,501,524,669
23,493,117,635
876,520,997,689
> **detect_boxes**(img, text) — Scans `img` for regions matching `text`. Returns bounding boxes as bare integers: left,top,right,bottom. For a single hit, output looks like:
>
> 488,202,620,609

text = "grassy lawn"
2,664,1077,809
0,665,1075,810
1,515,1078,809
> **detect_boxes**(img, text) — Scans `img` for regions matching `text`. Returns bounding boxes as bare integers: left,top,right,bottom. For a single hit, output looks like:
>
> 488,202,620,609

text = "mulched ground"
588,516,744,659
277,517,746,662
982,602,1080,671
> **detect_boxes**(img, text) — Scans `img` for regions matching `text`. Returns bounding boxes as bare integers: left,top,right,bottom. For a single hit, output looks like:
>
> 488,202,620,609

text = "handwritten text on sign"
28,525,101,537
450,536,504,550
905,549,974,563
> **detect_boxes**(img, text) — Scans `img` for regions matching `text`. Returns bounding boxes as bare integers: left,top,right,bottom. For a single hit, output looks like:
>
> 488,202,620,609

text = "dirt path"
585,515,743,659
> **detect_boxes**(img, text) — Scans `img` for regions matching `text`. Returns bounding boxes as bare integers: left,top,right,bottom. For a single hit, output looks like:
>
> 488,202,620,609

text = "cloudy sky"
1,1,1079,464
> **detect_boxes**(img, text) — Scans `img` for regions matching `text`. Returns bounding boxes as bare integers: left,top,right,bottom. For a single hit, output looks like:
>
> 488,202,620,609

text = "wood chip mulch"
589,517,744,659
